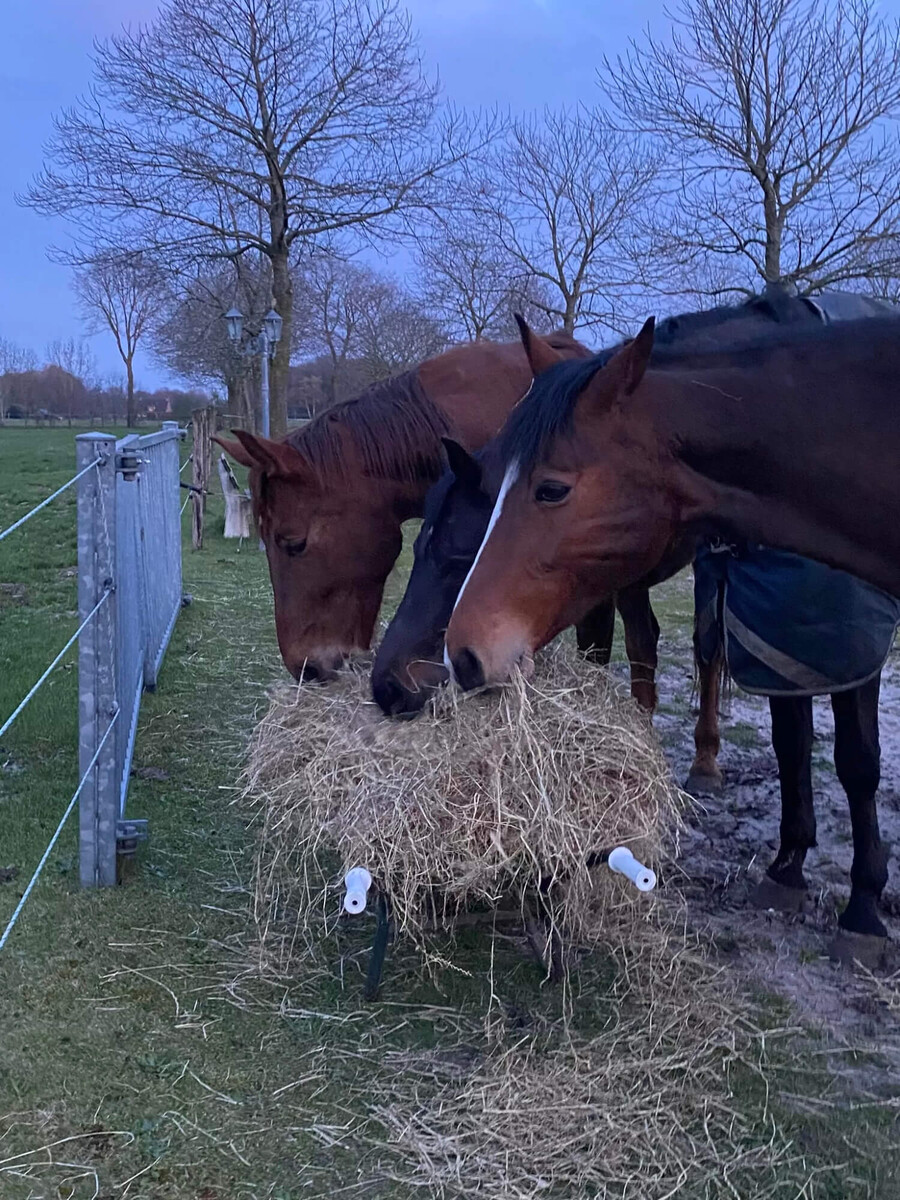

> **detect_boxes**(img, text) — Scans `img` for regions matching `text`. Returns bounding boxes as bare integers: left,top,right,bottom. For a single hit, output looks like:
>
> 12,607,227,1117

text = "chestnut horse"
445,316,900,942
215,332,592,680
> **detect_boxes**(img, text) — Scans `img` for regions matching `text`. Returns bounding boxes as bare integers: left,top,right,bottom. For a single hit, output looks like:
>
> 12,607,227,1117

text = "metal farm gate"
0,422,185,949
77,424,184,886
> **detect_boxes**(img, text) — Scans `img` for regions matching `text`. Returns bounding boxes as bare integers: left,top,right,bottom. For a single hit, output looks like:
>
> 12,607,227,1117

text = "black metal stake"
364,890,391,1000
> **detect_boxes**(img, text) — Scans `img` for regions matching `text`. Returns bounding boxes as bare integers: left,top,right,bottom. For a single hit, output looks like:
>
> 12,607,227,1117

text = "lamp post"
224,305,283,438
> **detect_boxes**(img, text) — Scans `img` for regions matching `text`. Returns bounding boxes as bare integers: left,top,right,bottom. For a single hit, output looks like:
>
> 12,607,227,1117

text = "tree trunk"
762,183,783,283
227,377,254,433
269,247,292,438
126,357,136,428
563,300,576,334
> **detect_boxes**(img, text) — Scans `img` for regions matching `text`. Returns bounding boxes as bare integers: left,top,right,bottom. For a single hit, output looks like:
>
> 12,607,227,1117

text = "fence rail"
0,421,184,944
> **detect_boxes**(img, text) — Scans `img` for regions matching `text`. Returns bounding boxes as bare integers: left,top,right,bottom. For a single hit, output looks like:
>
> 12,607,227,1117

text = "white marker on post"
607,847,657,893
343,867,373,914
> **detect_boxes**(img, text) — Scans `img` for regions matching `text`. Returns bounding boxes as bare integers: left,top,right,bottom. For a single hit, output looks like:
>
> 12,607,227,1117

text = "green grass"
1,426,898,1198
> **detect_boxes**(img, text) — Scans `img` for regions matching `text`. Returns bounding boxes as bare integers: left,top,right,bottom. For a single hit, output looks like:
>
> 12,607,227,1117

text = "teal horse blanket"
694,544,900,697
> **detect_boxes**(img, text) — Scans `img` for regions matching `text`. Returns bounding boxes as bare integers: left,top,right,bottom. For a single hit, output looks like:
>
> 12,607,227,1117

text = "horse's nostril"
372,673,424,719
291,660,319,682
451,647,486,691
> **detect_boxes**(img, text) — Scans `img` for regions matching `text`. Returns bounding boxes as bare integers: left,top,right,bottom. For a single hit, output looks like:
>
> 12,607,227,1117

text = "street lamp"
225,307,243,342
224,303,282,439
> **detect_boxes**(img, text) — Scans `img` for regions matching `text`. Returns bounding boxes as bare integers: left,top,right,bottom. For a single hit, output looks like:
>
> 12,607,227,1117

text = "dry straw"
245,645,687,967
241,647,820,1196
363,918,806,1200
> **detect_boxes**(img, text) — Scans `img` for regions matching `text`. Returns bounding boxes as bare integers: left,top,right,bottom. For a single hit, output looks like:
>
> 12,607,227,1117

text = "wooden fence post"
191,406,213,550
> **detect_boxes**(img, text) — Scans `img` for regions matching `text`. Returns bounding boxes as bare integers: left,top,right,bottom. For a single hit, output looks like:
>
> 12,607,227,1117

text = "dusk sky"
2,0,895,389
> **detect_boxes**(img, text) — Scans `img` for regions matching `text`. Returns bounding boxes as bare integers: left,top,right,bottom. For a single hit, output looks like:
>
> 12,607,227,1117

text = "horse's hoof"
752,876,809,914
684,771,723,798
828,930,890,970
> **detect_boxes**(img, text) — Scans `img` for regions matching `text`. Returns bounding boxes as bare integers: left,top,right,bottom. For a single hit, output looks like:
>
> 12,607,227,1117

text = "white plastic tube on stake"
343,867,373,914
607,847,656,893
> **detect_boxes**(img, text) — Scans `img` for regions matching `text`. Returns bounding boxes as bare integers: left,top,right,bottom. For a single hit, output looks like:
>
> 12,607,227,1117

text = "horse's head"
372,438,495,717
445,317,676,689
216,430,405,681
371,318,587,716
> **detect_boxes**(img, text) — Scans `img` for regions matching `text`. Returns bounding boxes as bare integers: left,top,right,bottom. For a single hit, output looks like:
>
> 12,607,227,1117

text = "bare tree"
45,338,98,425
481,107,656,334
153,258,274,431
416,223,561,343
487,274,559,341
601,0,900,296
296,258,387,404
297,257,447,404
0,339,38,423
74,253,164,427
22,0,492,437
354,283,447,381
415,217,518,341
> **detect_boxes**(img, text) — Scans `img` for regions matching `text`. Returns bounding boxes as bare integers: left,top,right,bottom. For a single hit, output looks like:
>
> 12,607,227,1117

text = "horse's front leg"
615,583,660,713
831,675,888,939
575,596,616,667
685,638,724,795
761,695,816,901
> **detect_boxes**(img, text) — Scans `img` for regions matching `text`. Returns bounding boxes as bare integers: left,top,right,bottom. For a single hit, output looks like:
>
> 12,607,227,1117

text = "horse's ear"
224,429,309,478
441,437,482,490
514,313,565,377
606,317,655,400
623,317,655,394
212,434,255,469
582,318,655,414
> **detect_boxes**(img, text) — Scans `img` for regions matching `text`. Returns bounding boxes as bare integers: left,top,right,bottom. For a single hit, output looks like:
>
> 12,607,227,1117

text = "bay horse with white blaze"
445,316,900,944
446,317,900,678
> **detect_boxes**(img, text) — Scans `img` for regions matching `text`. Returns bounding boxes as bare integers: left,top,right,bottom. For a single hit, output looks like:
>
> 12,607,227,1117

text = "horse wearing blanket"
689,292,899,946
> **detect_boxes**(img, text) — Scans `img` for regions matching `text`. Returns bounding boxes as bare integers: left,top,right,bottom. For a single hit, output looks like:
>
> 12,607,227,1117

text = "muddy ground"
628,575,900,1052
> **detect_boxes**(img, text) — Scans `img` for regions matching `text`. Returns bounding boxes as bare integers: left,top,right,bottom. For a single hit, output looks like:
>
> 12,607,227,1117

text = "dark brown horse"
445,316,900,682
215,333,591,680
444,317,900,943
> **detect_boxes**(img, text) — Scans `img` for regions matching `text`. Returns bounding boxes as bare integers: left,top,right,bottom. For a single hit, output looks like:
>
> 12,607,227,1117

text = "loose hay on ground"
362,921,807,1200
241,648,824,1197
245,645,687,966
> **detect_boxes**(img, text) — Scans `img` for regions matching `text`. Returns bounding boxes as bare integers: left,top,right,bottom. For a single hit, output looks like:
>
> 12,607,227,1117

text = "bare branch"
601,0,900,295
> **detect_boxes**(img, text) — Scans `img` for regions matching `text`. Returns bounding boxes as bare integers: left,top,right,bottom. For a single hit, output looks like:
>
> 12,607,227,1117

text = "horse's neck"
422,349,533,451
655,353,900,597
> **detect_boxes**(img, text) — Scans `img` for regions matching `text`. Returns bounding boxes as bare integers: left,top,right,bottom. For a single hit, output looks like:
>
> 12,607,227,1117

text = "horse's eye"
280,537,308,557
534,481,572,505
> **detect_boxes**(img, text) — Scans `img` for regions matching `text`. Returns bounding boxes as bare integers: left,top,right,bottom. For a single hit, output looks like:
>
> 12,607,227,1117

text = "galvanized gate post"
77,433,119,887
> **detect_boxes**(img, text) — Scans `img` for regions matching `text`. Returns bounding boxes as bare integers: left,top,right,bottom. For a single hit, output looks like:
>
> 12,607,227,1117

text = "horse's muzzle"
449,647,486,691
371,672,426,719
288,655,343,684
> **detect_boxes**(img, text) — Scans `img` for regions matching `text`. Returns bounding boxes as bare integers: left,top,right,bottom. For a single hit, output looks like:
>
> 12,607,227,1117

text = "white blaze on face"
444,458,521,678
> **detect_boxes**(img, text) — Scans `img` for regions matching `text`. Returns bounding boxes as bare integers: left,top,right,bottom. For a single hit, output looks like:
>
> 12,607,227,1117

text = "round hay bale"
245,644,686,963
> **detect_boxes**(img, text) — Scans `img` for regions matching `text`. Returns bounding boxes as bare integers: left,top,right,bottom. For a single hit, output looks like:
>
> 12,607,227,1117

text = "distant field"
0,424,891,1198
